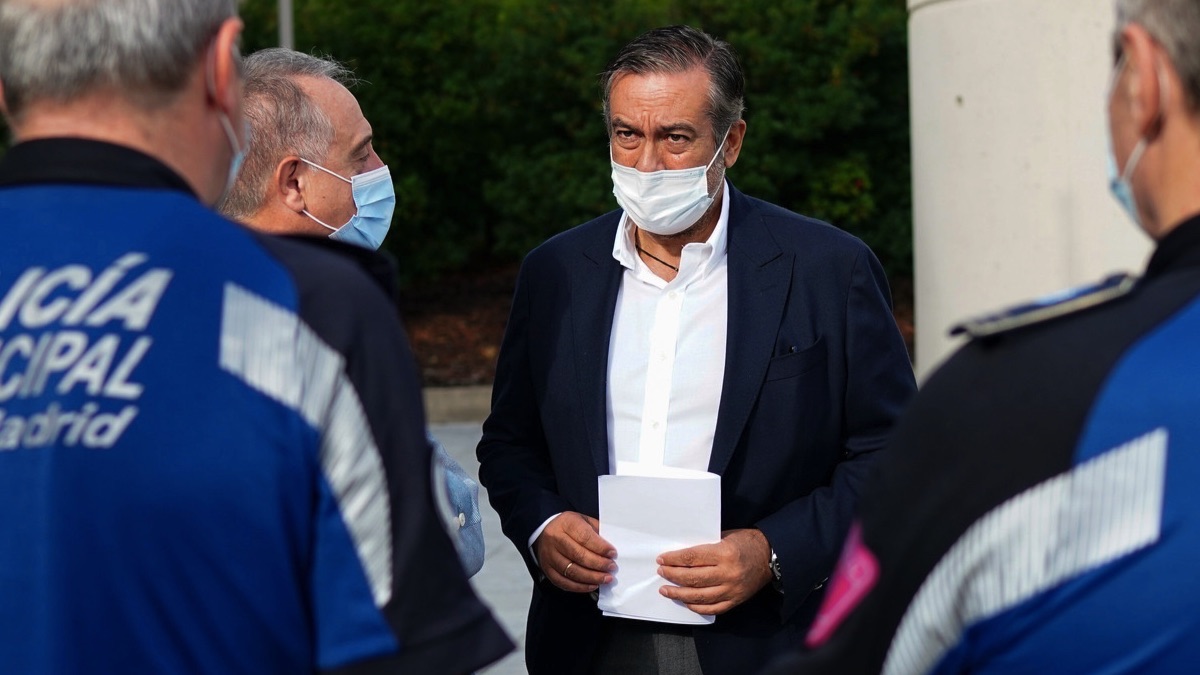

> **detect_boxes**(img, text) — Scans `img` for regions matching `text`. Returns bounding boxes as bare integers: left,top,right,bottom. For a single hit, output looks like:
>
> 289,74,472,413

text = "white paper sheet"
597,462,721,625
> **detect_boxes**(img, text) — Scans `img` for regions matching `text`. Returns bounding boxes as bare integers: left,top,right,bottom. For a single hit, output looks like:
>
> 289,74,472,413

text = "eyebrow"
610,118,701,137
350,134,373,158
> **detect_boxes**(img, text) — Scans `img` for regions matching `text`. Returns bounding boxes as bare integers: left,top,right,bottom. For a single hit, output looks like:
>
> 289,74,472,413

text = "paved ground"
432,421,530,675
426,386,494,424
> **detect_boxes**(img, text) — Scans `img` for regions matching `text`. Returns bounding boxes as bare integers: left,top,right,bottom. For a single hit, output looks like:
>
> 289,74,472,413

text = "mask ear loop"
301,209,341,233
707,126,734,171
702,125,735,199
1111,53,1170,183
298,158,354,233
1114,55,1173,230
300,158,353,184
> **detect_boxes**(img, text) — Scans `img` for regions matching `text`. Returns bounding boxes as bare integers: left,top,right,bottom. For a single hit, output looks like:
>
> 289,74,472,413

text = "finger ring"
564,562,575,578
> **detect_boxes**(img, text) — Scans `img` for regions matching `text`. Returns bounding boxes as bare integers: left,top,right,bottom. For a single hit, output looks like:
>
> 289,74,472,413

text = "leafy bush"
235,0,910,280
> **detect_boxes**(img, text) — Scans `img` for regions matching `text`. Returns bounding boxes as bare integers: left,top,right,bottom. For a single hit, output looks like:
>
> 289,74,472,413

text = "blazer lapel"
571,217,624,477
709,189,792,475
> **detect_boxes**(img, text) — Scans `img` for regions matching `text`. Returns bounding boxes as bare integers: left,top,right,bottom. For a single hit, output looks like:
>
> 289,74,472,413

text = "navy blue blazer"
478,185,916,674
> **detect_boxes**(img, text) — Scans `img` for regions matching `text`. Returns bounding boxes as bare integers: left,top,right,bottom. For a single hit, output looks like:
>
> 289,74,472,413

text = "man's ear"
1120,24,1168,140
0,77,12,128
0,78,16,142
722,118,747,169
276,156,307,213
208,17,244,117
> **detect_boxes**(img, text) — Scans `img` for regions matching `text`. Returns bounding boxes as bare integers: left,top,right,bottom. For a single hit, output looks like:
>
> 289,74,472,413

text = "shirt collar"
0,138,196,196
612,180,731,275
1144,213,1200,281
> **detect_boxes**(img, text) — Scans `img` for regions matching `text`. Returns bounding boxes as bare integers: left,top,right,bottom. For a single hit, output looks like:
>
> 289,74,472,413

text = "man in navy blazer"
477,25,915,675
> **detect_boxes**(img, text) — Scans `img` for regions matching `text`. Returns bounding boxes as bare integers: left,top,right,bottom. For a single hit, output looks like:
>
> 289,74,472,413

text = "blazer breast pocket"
765,338,827,382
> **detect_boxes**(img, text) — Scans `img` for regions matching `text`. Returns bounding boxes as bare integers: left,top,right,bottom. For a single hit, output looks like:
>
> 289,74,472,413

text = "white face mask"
610,130,729,236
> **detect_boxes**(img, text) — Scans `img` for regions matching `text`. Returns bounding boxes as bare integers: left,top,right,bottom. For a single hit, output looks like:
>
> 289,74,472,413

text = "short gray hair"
218,48,355,220
1116,0,1200,111
0,0,239,118
601,25,745,143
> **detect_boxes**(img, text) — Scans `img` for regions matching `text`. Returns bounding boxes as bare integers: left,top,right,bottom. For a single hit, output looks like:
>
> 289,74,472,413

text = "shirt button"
457,513,467,528
652,421,660,430
656,352,666,362
668,291,679,300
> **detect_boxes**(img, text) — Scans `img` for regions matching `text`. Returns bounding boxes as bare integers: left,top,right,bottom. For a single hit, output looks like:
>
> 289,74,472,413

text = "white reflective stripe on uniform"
884,428,1168,675
218,282,393,607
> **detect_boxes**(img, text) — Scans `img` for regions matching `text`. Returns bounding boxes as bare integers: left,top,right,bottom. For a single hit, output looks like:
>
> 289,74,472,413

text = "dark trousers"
590,618,703,675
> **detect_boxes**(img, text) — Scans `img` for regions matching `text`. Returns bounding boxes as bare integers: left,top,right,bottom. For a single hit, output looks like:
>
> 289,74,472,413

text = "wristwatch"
769,548,784,593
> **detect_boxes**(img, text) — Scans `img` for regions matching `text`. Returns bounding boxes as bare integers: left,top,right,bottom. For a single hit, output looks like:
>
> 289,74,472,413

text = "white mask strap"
300,158,352,184
302,209,340,234
706,128,731,171
298,158,352,234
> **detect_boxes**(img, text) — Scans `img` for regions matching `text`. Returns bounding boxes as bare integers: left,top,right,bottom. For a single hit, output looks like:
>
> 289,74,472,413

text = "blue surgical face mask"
1105,54,1164,228
1106,135,1147,225
208,41,247,205
300,160,396,250
1105,56,1146,225
217,113,249,201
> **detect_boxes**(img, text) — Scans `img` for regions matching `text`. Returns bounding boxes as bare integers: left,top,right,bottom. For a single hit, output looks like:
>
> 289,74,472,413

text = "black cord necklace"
634,230,679,272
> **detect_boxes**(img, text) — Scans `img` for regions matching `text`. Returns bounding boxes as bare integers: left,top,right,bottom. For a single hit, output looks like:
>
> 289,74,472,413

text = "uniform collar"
1145,213,1200,281
0,138,195,196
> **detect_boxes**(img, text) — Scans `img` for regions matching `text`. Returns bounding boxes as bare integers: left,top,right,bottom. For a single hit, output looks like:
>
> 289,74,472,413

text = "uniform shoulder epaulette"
950,273,1138,340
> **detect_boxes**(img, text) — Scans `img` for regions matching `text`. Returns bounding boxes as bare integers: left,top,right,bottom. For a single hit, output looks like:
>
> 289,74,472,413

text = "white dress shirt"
607,181,730,473
528,181,731,553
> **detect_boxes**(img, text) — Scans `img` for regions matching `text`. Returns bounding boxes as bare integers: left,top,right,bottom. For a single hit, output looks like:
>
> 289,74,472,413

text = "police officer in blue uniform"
765,1,1200,673
0,1,511,673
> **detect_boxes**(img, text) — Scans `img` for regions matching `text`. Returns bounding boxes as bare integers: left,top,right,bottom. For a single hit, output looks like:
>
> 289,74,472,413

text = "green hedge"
1,0,911,283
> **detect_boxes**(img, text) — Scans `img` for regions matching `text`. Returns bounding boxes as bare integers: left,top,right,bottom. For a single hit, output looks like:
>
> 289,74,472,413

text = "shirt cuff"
527,512,563,566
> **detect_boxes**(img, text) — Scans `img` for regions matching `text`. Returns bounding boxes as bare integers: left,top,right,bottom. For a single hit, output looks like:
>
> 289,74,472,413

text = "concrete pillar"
909,0,1152,379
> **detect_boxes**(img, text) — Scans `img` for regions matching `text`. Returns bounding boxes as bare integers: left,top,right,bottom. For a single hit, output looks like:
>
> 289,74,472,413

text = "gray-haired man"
768,0,1200,672
0,1,509,672
477,24,914,675
220,47,486,577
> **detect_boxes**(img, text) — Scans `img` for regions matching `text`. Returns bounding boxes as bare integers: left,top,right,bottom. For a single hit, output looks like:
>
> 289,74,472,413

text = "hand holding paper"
535,512,616,593
597,463,721,625
657,528,774,615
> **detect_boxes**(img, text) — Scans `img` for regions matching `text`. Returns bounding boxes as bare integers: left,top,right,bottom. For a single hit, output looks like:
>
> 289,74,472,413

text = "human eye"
612,129,643,151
